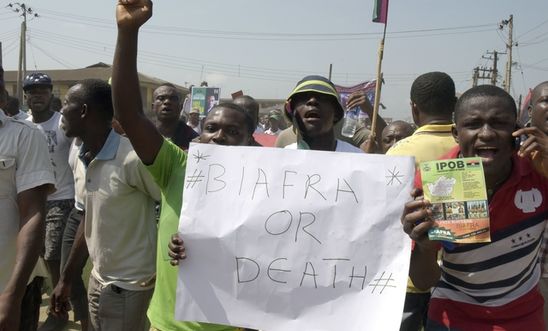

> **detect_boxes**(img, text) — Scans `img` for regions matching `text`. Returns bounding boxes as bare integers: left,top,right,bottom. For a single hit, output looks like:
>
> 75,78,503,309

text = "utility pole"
487,50,499,85
474,50,504,87
472,67,479,87
482,50,504,86
328,63,333,81
472,67,493,87
500,15,514,93
8,3,38,103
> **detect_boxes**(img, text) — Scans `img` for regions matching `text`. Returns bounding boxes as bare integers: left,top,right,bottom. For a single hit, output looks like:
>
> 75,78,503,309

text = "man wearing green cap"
284,75,364,152
264,110,283,136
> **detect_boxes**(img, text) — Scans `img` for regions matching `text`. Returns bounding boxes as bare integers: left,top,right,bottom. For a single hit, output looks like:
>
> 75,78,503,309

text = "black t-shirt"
171,120,199,150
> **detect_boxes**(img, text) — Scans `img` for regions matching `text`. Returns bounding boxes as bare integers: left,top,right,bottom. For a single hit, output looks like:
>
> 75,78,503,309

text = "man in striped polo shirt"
402,85,547,330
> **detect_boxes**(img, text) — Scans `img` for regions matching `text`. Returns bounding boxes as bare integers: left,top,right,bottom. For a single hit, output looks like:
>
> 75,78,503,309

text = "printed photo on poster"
191,87,221,117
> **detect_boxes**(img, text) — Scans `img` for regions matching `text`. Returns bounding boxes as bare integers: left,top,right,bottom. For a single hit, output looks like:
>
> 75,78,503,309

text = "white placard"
176,143,414,331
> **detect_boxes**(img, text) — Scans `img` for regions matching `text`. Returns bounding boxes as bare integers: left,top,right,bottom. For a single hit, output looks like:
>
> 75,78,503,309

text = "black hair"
158,82,176,89
410,72,456,116
385,120,415,135
74,79,113,121
207,102,255,134
154,83,181,100
454,85,516,123
6,95,20,112
233,95,259,126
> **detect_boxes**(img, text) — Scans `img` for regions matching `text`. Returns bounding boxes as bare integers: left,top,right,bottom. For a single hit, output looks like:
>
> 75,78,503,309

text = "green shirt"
146,140,238,331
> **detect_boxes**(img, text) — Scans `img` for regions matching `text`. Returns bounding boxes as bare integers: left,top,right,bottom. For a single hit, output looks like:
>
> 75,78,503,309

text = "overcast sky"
1,0,547,120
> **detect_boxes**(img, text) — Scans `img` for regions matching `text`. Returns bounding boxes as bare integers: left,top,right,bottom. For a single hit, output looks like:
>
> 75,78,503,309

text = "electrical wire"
27,36,38,70
27,39,73,68
1,38,19,57
33,7,497,41
514,46,527,92
516,18,548,40
5,6,490,88
27,28,472,84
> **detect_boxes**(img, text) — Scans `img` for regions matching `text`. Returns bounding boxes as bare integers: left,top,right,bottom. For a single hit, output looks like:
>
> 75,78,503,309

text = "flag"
372,0,389,24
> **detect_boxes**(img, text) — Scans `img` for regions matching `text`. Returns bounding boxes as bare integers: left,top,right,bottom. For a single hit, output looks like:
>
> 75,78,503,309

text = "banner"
190,87,221,117
175,144,414,331
335,81,376,118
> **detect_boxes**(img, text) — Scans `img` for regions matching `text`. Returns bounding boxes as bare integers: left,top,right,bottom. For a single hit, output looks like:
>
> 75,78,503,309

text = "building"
4,63,188,115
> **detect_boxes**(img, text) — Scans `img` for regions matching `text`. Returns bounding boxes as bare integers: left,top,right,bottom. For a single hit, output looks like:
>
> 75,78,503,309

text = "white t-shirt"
285,139,363,153
0,111,55,292
27,112,75,201
12,110,29,121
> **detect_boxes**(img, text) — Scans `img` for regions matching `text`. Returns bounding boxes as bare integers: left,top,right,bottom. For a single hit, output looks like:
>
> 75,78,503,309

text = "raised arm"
112,0,163,165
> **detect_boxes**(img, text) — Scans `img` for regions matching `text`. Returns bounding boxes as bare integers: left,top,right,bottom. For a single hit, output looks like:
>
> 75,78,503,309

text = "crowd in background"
0,1,547,331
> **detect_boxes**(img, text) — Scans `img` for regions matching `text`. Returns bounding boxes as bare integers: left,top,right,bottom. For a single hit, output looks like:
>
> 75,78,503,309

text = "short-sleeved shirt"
387,123,457,166
146,140,239,331
0,110,55,293
423,146,548,330
387,123,457,293
27,111,74,201
74,130,161,291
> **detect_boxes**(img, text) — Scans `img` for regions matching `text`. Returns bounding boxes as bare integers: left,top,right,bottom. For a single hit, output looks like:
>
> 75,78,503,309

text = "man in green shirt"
113,2,254,330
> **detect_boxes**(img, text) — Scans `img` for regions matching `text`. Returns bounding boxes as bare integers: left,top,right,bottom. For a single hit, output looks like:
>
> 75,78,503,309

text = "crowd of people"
0,1,547,331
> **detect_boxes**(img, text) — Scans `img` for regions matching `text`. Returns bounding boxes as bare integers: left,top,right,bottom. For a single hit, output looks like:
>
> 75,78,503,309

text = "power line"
521,64,548,71
516,18,548,40
29,8,497,41
514,45,527,92
27,28,470,85
519,35,548,47
27,39,73,68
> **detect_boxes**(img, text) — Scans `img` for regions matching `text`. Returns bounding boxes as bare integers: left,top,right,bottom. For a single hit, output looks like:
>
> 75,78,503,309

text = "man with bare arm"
0,66,55,331
113,1,255,330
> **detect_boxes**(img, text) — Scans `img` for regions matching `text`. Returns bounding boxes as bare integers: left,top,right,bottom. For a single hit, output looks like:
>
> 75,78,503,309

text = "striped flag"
372,0,389,24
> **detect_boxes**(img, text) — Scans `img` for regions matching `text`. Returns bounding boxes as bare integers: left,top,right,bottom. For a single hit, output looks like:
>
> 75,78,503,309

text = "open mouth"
160,109,178,117
304,109,321,119
475,146,498,160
